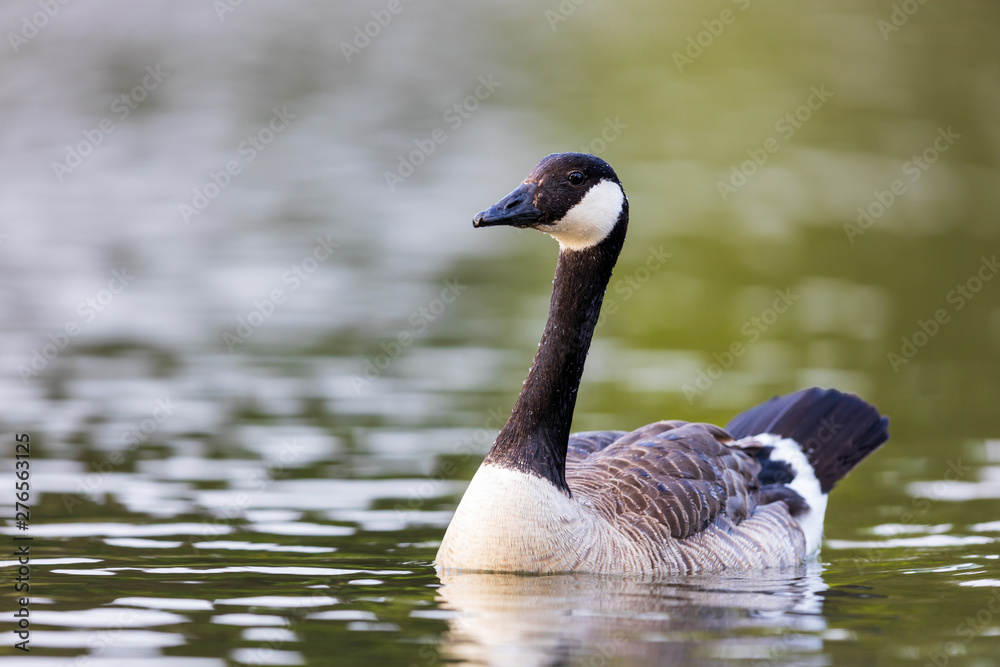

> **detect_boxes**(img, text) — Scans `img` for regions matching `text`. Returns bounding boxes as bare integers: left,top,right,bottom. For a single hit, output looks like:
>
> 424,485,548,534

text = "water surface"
1,1,999,665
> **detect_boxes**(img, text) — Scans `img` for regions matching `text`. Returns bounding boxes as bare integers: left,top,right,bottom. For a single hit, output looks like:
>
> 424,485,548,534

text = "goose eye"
568,171,585,185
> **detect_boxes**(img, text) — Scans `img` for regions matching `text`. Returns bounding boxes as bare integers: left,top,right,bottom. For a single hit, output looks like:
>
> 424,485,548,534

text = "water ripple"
215,595,339,608
193,540,336,553
826,535,995,549
112,597,215,611
2,522,231,538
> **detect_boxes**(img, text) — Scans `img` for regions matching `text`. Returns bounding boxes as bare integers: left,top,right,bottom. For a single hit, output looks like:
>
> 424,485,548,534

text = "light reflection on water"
1,0,999,665
437,566,829,666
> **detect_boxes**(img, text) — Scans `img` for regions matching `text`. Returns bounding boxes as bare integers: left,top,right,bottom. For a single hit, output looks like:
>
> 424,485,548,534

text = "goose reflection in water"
436,564,829,666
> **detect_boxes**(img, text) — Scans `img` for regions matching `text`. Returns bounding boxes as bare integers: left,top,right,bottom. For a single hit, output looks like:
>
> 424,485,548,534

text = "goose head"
473,153,628,252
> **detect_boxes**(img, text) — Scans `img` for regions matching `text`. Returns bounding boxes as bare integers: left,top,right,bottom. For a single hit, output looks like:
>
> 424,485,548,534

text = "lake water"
1,1,999,665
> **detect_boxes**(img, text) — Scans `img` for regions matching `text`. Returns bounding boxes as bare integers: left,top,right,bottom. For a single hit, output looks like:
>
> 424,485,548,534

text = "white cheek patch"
544,179,625,252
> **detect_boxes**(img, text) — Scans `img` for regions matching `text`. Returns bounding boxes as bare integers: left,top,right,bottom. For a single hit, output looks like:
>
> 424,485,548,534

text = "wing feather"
566,430,628,465
566,421,762,540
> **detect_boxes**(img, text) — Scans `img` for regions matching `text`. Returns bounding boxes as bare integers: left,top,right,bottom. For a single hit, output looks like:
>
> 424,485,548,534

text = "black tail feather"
725,387,889,493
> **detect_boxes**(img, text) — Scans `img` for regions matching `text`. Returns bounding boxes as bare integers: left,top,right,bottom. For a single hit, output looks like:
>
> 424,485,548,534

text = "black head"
473,153,628,251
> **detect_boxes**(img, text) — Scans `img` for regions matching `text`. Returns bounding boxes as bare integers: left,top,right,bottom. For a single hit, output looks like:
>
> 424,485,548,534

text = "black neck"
484,214,627,493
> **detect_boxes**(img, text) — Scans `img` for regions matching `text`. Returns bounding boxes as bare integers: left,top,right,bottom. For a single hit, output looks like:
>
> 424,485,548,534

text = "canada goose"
436,153,889,575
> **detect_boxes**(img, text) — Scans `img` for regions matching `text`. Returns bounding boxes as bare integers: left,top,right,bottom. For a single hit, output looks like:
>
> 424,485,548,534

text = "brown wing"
566,421,761,540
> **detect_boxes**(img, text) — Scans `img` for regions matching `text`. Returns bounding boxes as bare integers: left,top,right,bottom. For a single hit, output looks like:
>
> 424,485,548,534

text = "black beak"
473,182,542,228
